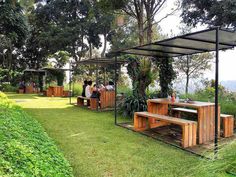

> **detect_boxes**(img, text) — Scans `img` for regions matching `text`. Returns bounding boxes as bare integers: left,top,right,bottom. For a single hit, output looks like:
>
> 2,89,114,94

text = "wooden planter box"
44,86,64,97
63,90,70,97
25,85,34,94
18,89,24,94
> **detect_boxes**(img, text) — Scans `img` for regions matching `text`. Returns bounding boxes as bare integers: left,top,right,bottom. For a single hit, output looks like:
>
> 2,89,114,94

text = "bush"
117,85,132,96
0,83,17,92
0,92,74,177
121,95,147,118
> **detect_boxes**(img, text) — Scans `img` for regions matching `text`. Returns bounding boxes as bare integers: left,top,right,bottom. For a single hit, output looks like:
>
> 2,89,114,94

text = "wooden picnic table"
147,98,220,144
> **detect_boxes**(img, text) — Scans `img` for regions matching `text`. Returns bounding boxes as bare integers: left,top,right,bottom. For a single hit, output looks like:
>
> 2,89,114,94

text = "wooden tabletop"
147,98,215,108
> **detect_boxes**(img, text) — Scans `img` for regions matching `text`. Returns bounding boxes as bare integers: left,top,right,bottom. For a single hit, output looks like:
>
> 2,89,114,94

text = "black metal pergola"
23,69,47,92
74,57,128,110
107,27,236,156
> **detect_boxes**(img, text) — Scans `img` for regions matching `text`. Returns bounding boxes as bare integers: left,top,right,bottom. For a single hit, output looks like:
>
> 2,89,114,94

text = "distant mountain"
221,80,236,92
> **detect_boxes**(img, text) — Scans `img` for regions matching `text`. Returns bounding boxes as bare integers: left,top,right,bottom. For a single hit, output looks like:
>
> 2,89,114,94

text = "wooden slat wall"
197,105,220,144
100,90,115,109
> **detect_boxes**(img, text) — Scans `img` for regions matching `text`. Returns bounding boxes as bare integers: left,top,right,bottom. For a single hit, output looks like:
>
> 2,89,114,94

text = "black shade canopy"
23,69,46,73
108,28,236,58
42,67,73,71
76,58,128,65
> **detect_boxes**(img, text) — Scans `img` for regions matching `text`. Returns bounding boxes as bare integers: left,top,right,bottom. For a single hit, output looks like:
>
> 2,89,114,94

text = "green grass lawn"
6,93,232,177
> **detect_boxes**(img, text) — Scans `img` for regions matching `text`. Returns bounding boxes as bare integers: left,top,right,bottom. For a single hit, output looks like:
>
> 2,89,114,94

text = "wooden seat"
171,107,234,138
90,98,99,110
134,112,197,148
221,114,234,138
77,96,90,106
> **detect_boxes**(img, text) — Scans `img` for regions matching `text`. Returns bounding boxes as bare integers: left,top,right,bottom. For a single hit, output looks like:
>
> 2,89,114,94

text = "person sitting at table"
105,81,114,91
85,80,92,98
99,84,106,91
91,84,101,99
82,80,88,97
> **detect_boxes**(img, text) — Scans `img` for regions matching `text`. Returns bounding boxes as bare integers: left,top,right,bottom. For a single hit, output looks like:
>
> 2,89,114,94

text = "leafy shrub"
121,95,147,118
0,92,74,177
0,83,17,92
118,85,132,96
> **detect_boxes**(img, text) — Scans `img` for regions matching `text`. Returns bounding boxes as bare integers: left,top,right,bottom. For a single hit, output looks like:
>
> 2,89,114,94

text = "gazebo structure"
22,69,46,93
107,27,236,156
74,57,128,110
41,67,73,97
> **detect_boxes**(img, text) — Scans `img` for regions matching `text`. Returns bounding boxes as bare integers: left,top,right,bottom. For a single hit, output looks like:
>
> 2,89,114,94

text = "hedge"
0,92,74,177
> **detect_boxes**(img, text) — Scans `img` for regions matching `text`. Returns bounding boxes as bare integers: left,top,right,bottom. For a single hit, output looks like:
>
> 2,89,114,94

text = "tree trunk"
137,17,144,45
89,42,92,58
7,47,12,70
145,1,153,43
101,33,107,57
185,74,189,95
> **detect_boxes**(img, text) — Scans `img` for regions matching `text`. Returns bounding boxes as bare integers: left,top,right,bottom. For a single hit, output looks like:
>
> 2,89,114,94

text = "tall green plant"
127,56,153,98
154,57,176,97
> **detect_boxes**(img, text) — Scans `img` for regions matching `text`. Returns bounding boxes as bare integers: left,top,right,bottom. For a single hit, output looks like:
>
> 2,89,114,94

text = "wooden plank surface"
135,112,196,125
148,98,215,108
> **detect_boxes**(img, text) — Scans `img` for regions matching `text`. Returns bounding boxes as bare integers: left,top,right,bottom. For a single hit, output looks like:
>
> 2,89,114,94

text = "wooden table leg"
134,113,147,131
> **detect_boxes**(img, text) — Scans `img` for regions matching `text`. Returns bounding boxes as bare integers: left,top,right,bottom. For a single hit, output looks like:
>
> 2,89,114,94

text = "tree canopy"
181,0,236,29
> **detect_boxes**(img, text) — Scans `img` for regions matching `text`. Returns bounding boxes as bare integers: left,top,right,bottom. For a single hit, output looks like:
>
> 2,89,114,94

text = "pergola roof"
23,69,46,73
42,67,73,71
107,28,236,58
76,57,128,65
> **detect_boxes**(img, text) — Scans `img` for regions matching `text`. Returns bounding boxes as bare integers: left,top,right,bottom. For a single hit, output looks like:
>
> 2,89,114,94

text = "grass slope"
0,93,73,177
7,93,233,177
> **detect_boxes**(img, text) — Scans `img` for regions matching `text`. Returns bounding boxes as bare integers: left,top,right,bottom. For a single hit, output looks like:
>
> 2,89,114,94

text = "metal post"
114,56,117,125
96,60,99,111
69,62,72,104
104,68,106,85
214,27,219,158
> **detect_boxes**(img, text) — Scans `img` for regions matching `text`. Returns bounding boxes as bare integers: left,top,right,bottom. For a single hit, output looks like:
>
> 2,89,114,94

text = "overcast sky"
158,0,236,82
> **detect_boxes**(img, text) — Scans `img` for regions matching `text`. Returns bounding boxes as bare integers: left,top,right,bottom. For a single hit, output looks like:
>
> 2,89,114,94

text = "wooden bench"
77,96,90,106
90,98,99,110
221,114,234,138
172,107,234,138
134,112,197,148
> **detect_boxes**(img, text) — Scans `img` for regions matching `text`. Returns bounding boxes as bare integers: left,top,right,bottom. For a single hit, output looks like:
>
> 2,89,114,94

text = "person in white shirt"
85,80,92,98
105,81,114,91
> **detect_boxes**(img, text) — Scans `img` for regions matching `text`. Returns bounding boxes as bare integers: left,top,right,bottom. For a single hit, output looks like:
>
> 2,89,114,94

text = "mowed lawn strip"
7,93,229,177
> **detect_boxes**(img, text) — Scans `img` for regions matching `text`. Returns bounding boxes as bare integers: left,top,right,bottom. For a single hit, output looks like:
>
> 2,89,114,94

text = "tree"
122,0,180,44
181,0,236,28
49,51,70,69
33,1,96,66
175,53,213,94
0,0,28,70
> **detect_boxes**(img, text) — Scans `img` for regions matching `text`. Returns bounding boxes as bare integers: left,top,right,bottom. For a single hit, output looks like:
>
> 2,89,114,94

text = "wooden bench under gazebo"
74,58,127,111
